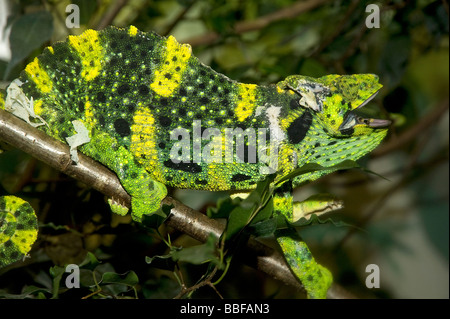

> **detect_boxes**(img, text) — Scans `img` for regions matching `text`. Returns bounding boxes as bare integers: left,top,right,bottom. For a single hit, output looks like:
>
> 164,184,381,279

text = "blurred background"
0,0,448,299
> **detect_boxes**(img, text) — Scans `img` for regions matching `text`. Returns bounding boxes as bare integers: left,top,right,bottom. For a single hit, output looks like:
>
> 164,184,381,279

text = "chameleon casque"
0,25,390,298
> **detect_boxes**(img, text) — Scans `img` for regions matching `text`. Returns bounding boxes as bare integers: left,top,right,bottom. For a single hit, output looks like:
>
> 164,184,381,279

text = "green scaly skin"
0,26,390,297
0,196,38,268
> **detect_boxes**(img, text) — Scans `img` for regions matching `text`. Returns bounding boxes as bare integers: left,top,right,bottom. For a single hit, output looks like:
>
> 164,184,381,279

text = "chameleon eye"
357,117,371,125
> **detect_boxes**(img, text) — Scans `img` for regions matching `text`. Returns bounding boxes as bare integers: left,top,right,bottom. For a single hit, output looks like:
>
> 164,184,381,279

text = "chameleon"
0,25,390,298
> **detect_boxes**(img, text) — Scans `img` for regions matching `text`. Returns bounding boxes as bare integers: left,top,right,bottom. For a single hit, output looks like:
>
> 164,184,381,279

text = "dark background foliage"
0,0,448,298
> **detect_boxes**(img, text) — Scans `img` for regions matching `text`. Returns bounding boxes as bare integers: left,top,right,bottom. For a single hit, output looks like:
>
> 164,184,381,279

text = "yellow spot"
25,57,53,93
150,35,192,97
276,86,284,94
83,100,96,127
278,144,297,175
11,230,38,255
0,91,5,110
235,83,257,122
68,29,104,81
33,99,44,115
128,25,138,37
130,108,165,182
48,47,54,54
206,163,230,190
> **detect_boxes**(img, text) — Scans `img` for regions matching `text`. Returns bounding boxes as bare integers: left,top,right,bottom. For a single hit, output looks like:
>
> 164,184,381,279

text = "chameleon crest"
1,26,390,297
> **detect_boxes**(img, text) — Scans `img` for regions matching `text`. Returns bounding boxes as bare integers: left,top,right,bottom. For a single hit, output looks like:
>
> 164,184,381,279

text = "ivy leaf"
224,174,275,242
171,233,221,266
100,271,139,287
248,217,278,238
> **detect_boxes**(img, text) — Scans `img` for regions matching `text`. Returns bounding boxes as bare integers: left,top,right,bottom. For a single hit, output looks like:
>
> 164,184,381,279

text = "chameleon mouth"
339,90,391,131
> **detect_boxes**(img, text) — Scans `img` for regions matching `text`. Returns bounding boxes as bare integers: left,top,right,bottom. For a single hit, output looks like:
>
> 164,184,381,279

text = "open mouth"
339,90,391,131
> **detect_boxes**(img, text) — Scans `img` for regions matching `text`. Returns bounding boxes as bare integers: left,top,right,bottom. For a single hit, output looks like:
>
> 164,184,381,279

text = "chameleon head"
281,73,391,137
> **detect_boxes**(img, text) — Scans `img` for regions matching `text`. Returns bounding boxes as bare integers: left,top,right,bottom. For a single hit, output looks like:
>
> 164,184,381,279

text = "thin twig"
161,2,195,36
95,0,130,30
373,99,449,158
184,0,330,46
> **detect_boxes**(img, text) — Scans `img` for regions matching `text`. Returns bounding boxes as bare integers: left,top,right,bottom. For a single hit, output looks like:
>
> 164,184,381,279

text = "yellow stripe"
25,57,53,93
235,83,257,122
33,99,44,115
206,163,230,190
128,25,138,36
68,29,104,81
130,108,165,182
150,36,192,97
83,100,96,128
280,109,303,130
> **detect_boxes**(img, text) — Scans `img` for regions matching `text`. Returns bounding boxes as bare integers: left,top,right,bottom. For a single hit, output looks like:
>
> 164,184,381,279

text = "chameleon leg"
273,183,333,299
80,130,167,222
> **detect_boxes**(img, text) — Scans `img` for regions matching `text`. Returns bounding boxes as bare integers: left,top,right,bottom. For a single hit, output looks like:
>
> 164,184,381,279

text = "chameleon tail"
276,230,332,299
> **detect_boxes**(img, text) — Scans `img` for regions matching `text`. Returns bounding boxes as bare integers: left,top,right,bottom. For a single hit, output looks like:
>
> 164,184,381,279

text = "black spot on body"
138,85,150,95
98,115,105,126
340,128,354,135
231,174,251,182
97,92,106,103
163,160,202,173
118,84,130,95
179,88,187,96
290,99,300,109
159,115,171,127
114,118,131,137
159,98,168,106
287,111,313,144
195,179,208,186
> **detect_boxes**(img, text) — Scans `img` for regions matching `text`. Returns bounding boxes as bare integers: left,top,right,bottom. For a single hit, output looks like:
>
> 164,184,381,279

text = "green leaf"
5,11,53,79
145,250,178,270
248,217,277,238
276,159,387,185
224,174,275,241
171,233,221,266
0,285,50,299
100,271,139,287
78,252,101,271
49,265,66,299
206,196,242,219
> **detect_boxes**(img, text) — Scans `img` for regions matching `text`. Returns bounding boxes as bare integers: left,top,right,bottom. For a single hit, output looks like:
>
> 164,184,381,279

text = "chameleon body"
0,26,390,297
0,196,38,268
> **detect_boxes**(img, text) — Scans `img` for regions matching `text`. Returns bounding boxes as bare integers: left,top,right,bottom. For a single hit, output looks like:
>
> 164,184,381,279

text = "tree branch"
184,0,330,47
0,108,355,298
